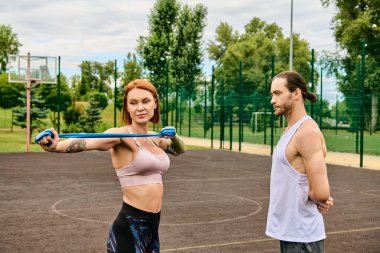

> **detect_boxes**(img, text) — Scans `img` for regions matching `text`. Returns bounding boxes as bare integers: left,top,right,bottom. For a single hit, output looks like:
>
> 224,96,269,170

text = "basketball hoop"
7,52,57,152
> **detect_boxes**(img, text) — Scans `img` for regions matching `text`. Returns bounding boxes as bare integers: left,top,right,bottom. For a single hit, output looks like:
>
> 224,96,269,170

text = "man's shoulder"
297,119,323,138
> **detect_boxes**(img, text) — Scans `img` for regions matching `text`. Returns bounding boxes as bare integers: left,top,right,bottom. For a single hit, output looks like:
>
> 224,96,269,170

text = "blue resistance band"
35,127,176,145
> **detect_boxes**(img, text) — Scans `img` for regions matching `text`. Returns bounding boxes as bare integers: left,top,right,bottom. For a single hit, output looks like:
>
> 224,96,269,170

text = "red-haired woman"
38,79,186,253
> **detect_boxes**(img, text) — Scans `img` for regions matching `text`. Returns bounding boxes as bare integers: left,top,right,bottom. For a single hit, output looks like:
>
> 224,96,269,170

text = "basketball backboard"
8,53,57,84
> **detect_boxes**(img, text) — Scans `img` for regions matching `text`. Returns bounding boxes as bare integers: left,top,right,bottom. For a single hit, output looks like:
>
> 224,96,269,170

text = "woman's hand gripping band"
161,126,186,156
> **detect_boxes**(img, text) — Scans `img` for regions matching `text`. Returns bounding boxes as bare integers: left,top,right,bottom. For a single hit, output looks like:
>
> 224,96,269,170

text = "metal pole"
114,60,117,127
356,62,360,153
175,87,179,129
264,74,268,144
26,52,31,152
165,62,169,127
271,55,275,155
57,56,61,133
335,95,338,135
319,67,323,129
239,61,243,151
220,79,225,149
189,82,194,137
188,91,191,137
359,41,366,167
230,106,233,150
204,81,207,138
289,0,293,70
211,66,215,148
311,49,315,118
179,95,182,135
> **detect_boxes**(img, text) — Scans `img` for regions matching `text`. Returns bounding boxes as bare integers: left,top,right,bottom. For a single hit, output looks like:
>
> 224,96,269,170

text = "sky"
0,0,340,101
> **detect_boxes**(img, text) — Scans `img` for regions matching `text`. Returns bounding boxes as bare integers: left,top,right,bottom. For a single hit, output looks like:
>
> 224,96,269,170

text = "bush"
62,123,83,133
63,104,84,125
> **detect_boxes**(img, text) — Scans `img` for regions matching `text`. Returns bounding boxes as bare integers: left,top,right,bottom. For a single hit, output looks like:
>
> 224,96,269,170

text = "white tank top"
265,115,326,242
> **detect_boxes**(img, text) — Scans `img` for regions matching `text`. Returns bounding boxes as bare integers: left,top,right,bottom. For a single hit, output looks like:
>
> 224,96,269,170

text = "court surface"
1,149,379,253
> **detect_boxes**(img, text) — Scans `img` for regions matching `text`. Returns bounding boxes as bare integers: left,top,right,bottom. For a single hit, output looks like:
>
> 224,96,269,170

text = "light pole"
289,0,293,70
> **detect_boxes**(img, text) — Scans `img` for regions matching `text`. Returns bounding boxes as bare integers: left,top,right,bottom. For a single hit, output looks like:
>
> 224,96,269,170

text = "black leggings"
107,202,161,253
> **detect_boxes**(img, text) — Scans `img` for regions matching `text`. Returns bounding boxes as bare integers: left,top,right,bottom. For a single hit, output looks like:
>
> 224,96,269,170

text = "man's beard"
275,100,293,116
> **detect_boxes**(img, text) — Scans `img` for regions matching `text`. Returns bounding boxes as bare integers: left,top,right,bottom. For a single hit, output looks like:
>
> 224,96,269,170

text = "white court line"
165,176,268,183
161,227,380,252
327,226,380,235
161,238,275,252
50,190,262,226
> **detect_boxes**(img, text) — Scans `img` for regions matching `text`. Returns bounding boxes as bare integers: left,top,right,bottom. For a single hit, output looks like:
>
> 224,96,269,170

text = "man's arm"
296,124,330,203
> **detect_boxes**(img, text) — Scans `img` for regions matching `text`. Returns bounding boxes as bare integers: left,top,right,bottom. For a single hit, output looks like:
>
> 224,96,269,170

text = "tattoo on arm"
66,139,87,153
165,143,177,156
165,135,185,156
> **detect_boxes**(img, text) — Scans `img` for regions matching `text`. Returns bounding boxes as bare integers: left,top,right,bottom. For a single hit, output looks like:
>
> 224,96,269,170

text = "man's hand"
317,196,334,214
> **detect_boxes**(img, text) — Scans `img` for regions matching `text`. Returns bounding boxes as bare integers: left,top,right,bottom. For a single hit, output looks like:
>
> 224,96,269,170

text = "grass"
0,105,379,155
0,128,43,152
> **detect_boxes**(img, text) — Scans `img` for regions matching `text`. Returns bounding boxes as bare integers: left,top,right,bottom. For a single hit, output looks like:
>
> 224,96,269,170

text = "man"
266,71,334,253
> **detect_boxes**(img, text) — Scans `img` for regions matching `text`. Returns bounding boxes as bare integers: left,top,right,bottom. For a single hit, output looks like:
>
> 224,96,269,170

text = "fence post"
359,41,366,167
230,106,233,150
165,62,169,127
239,61,243,151
57,56,61,133
188,86,192,137
211,67,215,148
356,62,360,154
114,59,117,127
264,74,268,144
319,67,323,129
335,95,338,135
175,87,179,129
204,81,207,138
220,79,225,149
311,49,315,119
270,55,276,155
179,94,182,135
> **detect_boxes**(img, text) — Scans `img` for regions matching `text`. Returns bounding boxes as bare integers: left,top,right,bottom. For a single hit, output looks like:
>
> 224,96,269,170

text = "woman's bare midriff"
121,183,164,213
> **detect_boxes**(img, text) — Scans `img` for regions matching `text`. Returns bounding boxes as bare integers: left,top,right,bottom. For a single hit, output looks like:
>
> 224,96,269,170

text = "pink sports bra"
115,127,170,187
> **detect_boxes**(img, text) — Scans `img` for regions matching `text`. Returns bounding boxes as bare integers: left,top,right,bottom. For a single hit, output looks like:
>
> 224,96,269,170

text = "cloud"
1,0,337,76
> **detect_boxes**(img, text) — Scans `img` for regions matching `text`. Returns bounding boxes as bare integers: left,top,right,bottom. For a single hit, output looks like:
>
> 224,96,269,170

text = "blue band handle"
34,129,54,145
35,127,176,144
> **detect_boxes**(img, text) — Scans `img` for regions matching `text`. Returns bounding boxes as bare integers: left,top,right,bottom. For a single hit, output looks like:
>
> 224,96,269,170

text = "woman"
37,79,186,253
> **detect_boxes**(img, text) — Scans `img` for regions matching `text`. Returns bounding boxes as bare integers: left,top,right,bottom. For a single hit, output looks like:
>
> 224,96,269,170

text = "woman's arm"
38,128,121,153
159,134,186,156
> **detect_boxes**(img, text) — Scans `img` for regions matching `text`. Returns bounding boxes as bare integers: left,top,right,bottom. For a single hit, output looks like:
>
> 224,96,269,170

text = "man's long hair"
274,71,317,103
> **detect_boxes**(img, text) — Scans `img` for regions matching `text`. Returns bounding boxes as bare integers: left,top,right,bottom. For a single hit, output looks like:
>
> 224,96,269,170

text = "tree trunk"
371,90,378,133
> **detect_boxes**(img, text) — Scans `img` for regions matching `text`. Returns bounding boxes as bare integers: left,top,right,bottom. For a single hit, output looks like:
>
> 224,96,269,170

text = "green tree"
0,73,24,108
172,3,207,93
321,0,380,131
136,0,180,92
89,91,108,110
208,17,311,94
0,24,22,74
77,60,114,100
13,90,49,140
122,53,142,86
94,60,114,95
80,99,103,132
62,102,85,133
207,22,239,66
63,103,84,126
77,61,93,99
171,3,207,127
117,53,143,111
37,74,73,127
